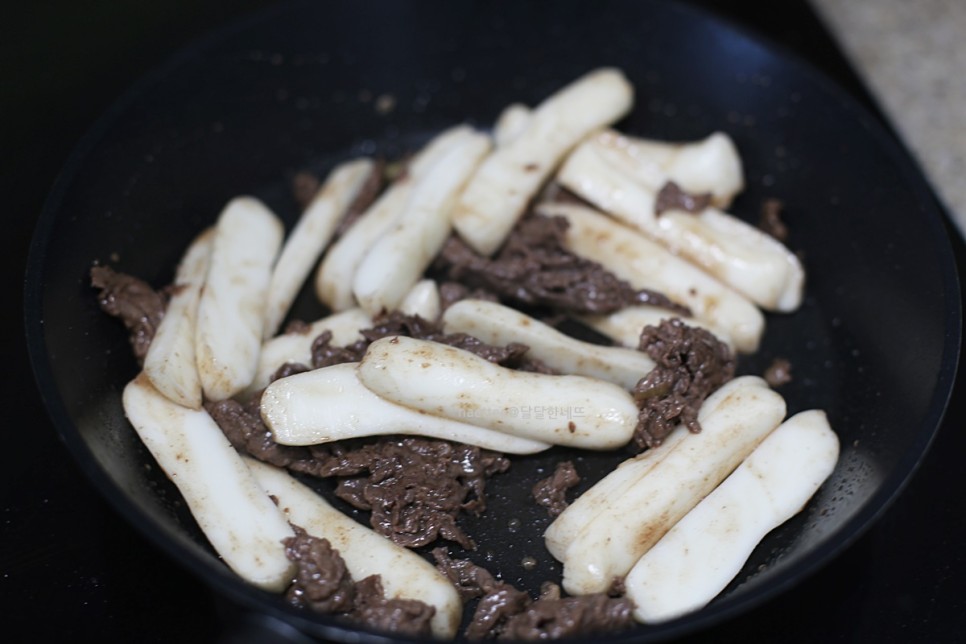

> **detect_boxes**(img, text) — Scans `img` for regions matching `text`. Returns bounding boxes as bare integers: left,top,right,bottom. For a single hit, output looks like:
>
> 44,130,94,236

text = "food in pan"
91,67,837,640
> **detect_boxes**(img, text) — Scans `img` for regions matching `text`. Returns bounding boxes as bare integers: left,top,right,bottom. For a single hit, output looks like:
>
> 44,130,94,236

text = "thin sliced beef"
432,547,504,601
284,527,356,614
352,575,435,638
435,213,688,316
269,361,311,382
632,318,735,450
284,528,434,637
433,549,635,641
532,461,581,518
90,265,166,363
204,397,314,469
329,438,509,549
500,582,635,641
654,180,712,215
764,356,793,387
205,398,508,550
759,197,789,241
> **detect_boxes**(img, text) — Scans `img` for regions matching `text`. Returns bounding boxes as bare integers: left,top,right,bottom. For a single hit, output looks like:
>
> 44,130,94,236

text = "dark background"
3,1,964,642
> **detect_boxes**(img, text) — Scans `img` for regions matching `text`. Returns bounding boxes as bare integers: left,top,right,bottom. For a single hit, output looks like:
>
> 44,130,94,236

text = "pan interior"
25,1,960,641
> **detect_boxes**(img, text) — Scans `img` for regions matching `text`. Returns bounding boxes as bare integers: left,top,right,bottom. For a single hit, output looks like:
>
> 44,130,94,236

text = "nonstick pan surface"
25,1,961,642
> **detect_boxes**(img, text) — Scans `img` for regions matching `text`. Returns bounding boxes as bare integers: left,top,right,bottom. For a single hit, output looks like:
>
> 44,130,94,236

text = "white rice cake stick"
658,208,805,311
142,228,214,409
557,141,804,311
557,141,656,217
398,278,441,321
493,102,532,147
244,308,372,395
559,377,786,595
315,125,479,311
122,374,295,592
452,68,634,255
579,304,733,352
263,158,376,338
244,459,462,638
441,299,654,390
493,104,742,207
314,178,409,311
537,202,763,353
357,336,638,450
544,426,689,561
261,362,551,454
352,129,491,315
626,409,839,623
195,197,283,401
543,375,756,560
589,130,744,208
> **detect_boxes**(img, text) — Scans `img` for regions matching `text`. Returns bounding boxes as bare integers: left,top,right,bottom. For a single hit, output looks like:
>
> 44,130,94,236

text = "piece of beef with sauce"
351,575,435,638
654,180,713,215
499,582,635,642
284,527,435,638
532,461,581,518
205,394,508,550
327,437,509,550
759,197,790,242
434,213,689,316
632,318,736,450
433,549,635,641
764,356,793,387
89,265,167,364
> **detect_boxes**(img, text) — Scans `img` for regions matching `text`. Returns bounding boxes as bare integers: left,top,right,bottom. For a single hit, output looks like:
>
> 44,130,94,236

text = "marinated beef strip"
432,549,634,641
205,397,319,470
432,547,506,602
532,461,581,518
327,438,509,550
632,318,736,450
310,311,555,373
433,548,530,639
269,361,311,382
206,395,510,550
352,575,436,638
284,528,435,637
205,395,367,480
759,197,790,241
310,329,369,368
285,527,356,613
435,213,689,316
764,356,793,387
90,265,167,363
654,180,713,215
499,584,635,642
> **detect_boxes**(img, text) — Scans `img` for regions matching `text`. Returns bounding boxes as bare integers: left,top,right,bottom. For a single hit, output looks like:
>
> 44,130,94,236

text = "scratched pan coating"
25,0,960,642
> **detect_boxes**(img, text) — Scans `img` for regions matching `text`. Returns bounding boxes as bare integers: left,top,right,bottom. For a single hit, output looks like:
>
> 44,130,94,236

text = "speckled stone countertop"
810,0,966,237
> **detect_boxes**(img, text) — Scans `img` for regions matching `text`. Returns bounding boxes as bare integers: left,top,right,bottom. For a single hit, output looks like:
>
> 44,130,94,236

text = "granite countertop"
811,0,966,237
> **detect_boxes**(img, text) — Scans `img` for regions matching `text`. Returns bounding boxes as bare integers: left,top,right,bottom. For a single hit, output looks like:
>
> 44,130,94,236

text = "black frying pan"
24,0,961,642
